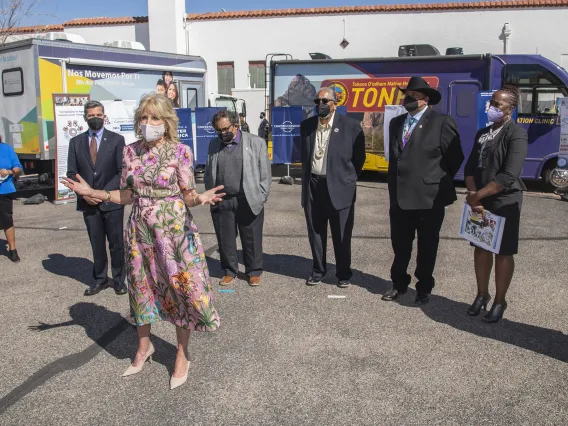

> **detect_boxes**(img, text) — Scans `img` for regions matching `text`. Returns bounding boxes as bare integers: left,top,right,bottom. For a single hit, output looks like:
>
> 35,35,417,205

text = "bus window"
503,64,568,116
535,87,564,115
185,88,198,109
2,67,24,96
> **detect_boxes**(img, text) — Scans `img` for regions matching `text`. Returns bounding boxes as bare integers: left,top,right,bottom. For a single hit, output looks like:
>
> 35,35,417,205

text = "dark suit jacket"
388,108,464,210
300,113,366,211
258,118,269,139
464,121,528,193
67,129,125,212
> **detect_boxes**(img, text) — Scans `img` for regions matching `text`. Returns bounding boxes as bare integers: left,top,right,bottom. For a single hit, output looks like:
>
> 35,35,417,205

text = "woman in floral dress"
62,94,224,389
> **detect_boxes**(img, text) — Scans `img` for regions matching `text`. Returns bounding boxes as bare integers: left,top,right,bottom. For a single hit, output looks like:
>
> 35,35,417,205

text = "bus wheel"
541,162,556,192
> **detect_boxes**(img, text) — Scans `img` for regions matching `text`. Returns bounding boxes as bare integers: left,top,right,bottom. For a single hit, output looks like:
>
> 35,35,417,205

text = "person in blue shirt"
0,137,23,262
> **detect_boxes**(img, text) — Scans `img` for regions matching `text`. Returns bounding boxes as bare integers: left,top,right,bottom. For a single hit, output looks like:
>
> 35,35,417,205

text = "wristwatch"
105,191,111,202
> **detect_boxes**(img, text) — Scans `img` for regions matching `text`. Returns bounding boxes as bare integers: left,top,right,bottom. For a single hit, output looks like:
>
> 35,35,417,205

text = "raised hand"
197,185,225,206
60,174,92,196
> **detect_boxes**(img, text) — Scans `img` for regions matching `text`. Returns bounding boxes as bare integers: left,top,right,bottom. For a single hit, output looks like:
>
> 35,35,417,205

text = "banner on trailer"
101,100,137,145
175,108,194,158
53,94,90,203
194,107,225,165
271,106,303,164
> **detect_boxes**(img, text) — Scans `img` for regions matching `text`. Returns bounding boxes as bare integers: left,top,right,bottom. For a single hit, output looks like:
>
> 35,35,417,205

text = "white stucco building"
6,0,568,129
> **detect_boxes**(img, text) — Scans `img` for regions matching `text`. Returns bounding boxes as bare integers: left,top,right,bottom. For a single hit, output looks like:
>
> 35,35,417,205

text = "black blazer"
464,121,528,193
388,108,464,210
300,113,366,211
67,129,125,212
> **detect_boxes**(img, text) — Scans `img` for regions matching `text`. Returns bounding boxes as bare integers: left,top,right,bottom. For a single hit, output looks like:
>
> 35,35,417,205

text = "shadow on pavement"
42,253,94,287
206,251,391,295
395,289,568,363
206,251,567,363
0,302,177,414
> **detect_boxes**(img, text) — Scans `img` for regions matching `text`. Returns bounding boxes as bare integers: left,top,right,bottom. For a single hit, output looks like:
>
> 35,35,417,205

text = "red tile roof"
187,0,568,21
63,16,148,27
5,0,568,31
1,24,64,34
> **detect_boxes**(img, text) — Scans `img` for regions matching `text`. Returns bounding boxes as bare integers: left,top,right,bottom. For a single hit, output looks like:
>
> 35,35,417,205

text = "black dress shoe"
415,292,431,305
114,283,128,295
8,249,20,263
306,276,322,286
381,288,406,301
467,294,491,316
84,281,109,296
482,301,507,323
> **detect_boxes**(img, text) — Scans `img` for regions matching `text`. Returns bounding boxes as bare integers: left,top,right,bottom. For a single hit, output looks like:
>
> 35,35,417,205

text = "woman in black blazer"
464,85,528,323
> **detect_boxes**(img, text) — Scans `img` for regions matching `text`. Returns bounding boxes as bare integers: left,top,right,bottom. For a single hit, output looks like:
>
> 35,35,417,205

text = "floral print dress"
121,141,220,331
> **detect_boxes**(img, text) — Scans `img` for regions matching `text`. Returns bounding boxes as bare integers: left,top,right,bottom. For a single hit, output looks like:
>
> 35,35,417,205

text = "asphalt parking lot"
0,178,567,425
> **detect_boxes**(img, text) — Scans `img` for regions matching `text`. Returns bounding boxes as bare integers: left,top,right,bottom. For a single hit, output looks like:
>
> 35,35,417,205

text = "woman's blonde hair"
134,93,179,143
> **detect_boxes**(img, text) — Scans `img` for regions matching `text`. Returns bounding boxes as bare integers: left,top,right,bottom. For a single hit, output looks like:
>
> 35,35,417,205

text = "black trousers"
305,175,354,281
83,208,125,287
389,204,445,294
211,197,264,277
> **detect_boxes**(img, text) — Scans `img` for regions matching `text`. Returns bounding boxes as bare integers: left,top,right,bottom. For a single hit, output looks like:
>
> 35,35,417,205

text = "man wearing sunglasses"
204,110,271,287
300,87,366,288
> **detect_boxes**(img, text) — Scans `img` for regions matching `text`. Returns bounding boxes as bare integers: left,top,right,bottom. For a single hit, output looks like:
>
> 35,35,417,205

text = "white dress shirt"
312,112,335,176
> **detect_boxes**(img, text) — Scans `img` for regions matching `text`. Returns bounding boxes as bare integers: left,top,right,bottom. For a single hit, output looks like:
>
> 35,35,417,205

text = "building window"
249,61,266,89
217,62,234,95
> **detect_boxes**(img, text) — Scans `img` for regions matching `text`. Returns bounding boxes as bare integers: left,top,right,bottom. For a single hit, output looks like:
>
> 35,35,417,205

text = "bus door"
448,80,482,179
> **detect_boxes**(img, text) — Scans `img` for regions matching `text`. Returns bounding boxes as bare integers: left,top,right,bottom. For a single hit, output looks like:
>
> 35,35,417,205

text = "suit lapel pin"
419,125,423,128
334,128,339,133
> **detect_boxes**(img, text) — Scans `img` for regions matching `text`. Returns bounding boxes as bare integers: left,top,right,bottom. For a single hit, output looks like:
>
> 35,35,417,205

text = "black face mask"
316,103,331,118
260,115,264,120
219,132,234,144
403,95,420,113
87,117,104,131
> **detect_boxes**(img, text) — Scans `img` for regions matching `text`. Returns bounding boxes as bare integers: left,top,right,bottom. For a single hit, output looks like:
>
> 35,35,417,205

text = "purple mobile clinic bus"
271,54,568,188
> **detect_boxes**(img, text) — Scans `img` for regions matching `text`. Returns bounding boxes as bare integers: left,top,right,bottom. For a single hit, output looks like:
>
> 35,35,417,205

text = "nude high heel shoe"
122,344,155,377
170,360,191,390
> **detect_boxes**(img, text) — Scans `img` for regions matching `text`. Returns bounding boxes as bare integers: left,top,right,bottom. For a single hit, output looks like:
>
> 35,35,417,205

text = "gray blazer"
204,131,271,215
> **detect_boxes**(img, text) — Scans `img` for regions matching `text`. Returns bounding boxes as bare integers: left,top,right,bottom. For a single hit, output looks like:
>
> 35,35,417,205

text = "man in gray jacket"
205,110,271,287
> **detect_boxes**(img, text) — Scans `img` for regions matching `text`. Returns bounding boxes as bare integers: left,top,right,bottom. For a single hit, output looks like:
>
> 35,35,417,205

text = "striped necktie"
89,133,97,165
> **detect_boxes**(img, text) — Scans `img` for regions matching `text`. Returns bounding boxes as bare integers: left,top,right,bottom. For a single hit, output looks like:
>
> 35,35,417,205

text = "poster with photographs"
156,71,180,108
53,94,91,203
459,203,506,254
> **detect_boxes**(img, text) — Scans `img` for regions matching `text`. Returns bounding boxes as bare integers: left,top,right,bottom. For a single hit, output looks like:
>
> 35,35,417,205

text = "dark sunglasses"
314,98,334,105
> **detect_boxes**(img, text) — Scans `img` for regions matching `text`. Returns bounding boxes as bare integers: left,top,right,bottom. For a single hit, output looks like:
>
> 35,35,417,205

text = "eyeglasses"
313,98,334,105
215,124,234,133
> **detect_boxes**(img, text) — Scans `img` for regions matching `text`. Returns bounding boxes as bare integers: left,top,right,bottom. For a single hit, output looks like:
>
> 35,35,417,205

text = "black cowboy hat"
398,76,441,105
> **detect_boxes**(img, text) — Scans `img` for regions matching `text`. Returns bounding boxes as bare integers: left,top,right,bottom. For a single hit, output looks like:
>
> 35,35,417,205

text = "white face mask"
141,123,165,142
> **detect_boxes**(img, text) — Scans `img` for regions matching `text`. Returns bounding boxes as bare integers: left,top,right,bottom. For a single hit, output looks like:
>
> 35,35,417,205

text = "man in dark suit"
67,100,126,296
301,87,366,288
258,112,269,142
383,77,464,305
